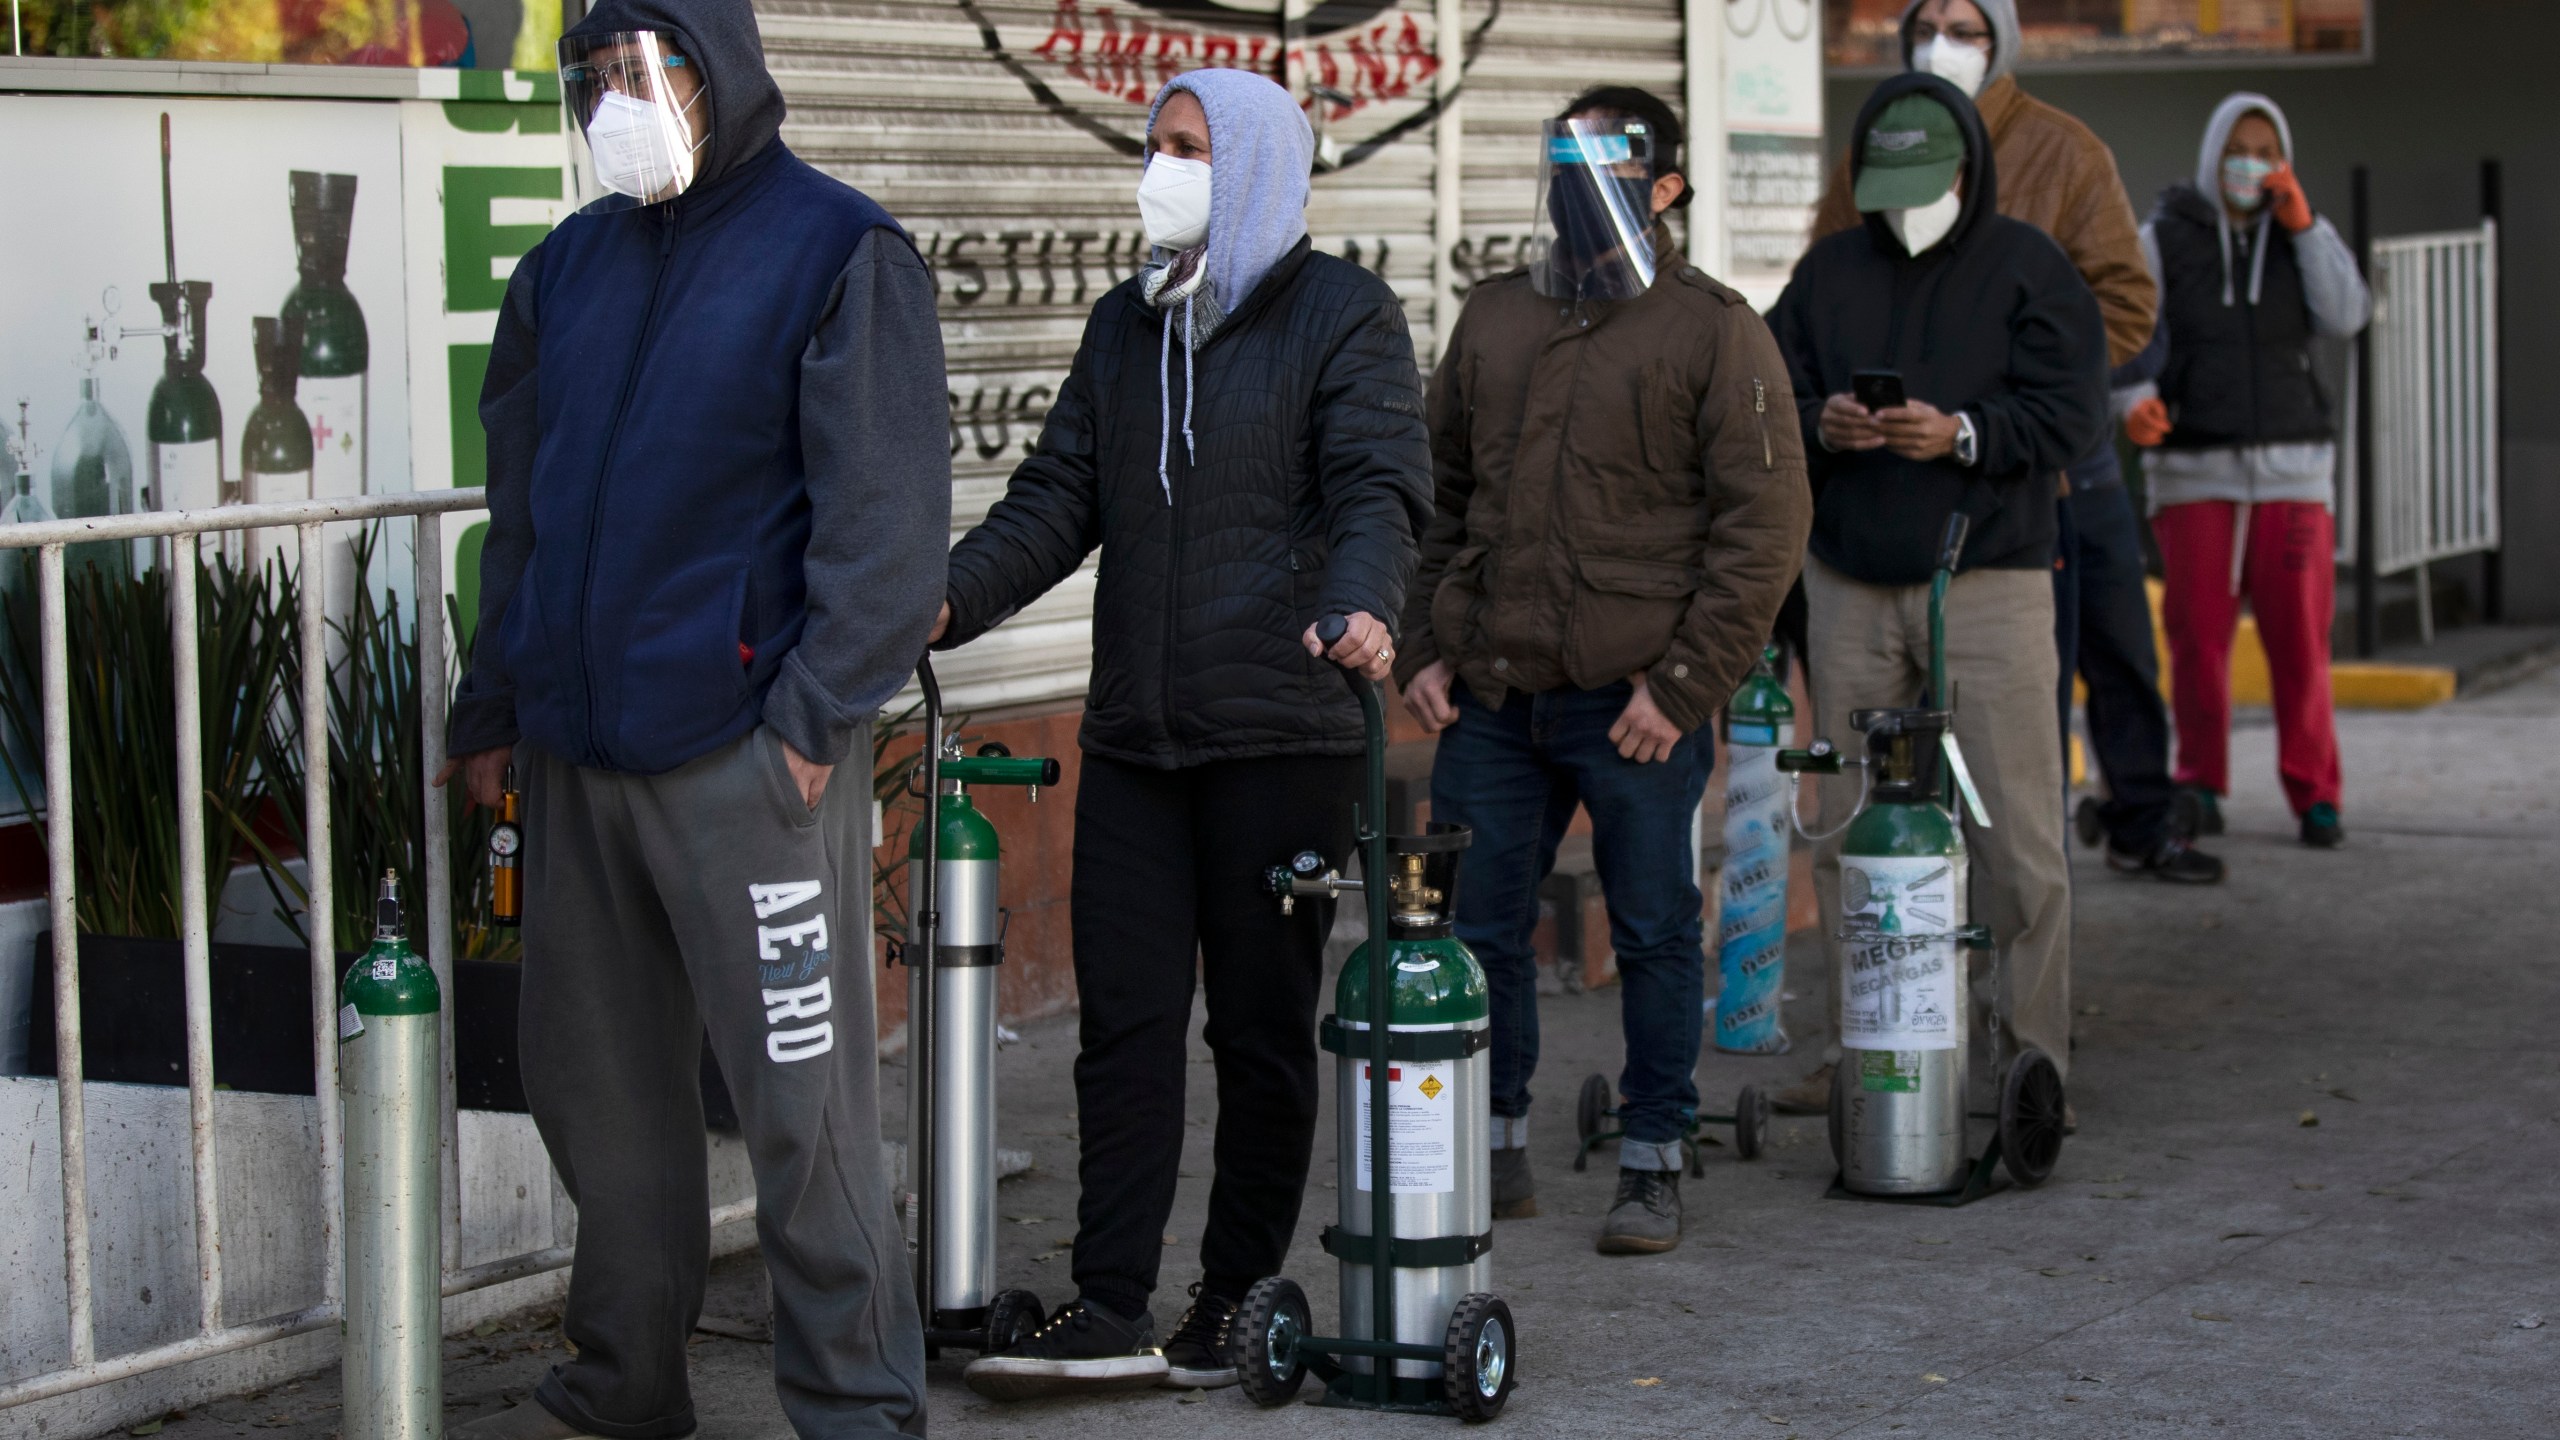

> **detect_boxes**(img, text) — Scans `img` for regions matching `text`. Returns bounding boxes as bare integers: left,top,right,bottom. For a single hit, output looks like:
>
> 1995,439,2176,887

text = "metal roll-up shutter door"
1454,0,1691,303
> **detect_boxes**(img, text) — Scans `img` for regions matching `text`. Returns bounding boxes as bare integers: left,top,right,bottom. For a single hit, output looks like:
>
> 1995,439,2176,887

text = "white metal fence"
0,493,752,1412
2338,220,2501,639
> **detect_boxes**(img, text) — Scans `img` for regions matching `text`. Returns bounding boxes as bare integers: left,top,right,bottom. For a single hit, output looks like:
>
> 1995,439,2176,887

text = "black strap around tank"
935,944,1002,968
1319,1015,1488,1061
1320,1225,1493,1269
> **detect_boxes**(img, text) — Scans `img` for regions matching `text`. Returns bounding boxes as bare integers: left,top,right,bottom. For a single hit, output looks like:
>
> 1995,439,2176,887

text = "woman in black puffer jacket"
932,69,1429,1398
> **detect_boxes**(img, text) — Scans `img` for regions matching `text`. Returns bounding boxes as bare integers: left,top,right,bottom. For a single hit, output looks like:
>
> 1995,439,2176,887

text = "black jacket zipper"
578,207,682,766
1754,378,1773,469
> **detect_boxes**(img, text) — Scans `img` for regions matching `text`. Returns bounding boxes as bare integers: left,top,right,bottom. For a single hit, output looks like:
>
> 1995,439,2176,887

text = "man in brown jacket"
1774,0,2215,1124
1397,86,1810,1255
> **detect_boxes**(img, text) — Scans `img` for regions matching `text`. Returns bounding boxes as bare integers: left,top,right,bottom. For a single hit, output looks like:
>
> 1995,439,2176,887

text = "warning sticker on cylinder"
1839,857,1962,1051
1355,1063,1455,1194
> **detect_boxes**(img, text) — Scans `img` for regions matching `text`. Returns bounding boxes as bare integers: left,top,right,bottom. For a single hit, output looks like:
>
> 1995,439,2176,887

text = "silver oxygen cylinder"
1835,851,1971,1195
907,778,1001,1326
1330,847,1492,1386
339,873,443,1439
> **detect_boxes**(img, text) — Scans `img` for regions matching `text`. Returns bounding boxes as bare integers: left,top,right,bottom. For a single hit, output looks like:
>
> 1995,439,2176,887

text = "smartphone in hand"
1852,369,1907,413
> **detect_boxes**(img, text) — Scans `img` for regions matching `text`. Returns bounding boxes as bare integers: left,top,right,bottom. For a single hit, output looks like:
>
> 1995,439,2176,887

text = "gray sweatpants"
518,724,924,1437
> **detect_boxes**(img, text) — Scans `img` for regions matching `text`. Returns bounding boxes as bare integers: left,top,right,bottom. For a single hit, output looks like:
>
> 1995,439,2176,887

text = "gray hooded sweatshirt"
1135,68,1314,499
2133,92,2370,516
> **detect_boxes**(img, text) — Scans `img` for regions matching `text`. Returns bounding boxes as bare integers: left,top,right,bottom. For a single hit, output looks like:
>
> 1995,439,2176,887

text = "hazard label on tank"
1356,1062,1455,1194
1839,856,1964,1051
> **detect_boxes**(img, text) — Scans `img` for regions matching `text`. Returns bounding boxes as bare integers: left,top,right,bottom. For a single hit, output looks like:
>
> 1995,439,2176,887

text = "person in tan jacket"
1397,86,1810,1255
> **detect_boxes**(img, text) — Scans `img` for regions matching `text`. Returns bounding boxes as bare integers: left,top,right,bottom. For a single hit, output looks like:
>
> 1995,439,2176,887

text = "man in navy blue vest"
437,0,947,1434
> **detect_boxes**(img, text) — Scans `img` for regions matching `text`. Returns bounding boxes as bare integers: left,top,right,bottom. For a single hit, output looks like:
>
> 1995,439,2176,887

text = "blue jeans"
1428,681,1713,1164
2055,484,2178,850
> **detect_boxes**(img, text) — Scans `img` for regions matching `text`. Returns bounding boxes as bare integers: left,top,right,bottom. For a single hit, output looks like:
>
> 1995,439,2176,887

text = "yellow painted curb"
2328,663,2458,710
2140,581,2456,711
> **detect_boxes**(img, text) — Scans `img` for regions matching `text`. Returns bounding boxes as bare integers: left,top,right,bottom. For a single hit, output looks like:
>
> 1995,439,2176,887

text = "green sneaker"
2300,803,2345,848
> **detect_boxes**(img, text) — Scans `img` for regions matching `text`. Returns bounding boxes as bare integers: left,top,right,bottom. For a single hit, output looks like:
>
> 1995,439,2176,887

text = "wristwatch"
1952,411,1980,467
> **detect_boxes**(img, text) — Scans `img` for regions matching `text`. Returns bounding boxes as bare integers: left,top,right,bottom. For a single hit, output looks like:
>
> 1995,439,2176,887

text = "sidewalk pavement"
134,669,2560,1439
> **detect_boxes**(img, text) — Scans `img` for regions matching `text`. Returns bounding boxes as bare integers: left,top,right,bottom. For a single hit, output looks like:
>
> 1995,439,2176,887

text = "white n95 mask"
1137,154,1213,250
1914,35,1989,98
586,89,700,201
1888,187,1964,256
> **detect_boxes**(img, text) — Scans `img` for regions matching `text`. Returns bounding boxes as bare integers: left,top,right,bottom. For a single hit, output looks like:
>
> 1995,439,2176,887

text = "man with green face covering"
1768,74,2106,1134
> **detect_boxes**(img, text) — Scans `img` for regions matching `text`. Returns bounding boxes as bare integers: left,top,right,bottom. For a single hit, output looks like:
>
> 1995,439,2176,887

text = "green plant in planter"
228,524,517,961
0,550,293,939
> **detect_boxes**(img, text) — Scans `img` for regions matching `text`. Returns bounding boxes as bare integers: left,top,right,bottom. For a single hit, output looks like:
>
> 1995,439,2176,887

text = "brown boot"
1770,1062,1835,1116
1491,1146,1539,1218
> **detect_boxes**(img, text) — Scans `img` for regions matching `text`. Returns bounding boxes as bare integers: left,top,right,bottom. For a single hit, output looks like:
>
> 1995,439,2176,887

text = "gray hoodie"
2133,91,2369,518
1136,69,1315,500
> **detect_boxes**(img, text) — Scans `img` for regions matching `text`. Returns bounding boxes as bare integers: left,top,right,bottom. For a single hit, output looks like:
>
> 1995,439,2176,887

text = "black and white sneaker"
1158,1283,1241,1389
2105,834,2225,884
962,1298,1167,1401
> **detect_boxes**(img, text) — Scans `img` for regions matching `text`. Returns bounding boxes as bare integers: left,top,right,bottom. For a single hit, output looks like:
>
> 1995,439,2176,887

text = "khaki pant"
1804,556,2073,1080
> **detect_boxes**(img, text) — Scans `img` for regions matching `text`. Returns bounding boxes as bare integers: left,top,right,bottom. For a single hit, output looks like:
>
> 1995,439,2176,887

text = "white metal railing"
2339,221,2500,641
0,493,755,1411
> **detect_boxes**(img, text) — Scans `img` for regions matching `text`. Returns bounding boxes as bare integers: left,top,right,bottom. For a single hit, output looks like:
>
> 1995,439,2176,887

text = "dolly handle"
1936,513,1972,576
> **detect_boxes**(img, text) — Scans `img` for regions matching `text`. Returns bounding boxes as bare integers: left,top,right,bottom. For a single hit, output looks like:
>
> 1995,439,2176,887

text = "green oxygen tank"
51,308,135,583
338,872,443,1440
242,316,314,573
133,116,225,556
1830,708,1970,1195
284,172,368,500
1322,834,1492,1397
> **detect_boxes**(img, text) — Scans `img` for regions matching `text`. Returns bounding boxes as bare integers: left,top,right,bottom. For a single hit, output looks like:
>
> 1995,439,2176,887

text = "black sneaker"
2300,803,2345,848
1158,1283,1240,1389
2105,834,2225,884
2175,787,2226,837
1595,1167,1682,1255
962,1298,1168,1401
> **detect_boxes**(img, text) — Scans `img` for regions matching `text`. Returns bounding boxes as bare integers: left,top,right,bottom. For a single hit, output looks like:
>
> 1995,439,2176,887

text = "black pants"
2055,484,2179,850
1068,752,1361,1319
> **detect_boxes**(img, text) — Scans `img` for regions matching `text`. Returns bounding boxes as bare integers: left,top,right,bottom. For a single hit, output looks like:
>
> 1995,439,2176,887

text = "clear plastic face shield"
1528,118,1659,302
559,31,709,208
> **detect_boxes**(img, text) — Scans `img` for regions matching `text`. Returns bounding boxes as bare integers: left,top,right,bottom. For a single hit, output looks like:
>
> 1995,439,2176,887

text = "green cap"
1853,93,1965,212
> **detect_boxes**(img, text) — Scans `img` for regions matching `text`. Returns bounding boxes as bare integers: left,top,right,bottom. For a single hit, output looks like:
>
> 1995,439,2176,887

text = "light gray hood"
1899,0,2022,90
2195,91,2297,307
1144,68,1314,316
2194,90,2294,197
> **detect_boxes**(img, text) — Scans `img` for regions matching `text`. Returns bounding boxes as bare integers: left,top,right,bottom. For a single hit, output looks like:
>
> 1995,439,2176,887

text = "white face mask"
585,88,701,201
1888,186,1965,255
1137,153,1213,251
1913,34,1990,98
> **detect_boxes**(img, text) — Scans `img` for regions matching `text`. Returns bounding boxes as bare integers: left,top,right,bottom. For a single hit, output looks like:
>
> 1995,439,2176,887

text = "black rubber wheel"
1576,1073,1612,1143
1826,1063,1846,1171
1442,1293,1517,1422
984,1288,1045,1353
2073,795,2104,848
2000,1048,2067,1188
1234,1275,1311,1408
1734,1084,1769,1161
975,740,1012,757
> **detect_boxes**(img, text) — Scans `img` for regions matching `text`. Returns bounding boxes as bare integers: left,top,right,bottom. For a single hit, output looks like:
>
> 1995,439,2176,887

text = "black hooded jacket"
448,0,951,773
1768,73,2107,585
939,238,1430,770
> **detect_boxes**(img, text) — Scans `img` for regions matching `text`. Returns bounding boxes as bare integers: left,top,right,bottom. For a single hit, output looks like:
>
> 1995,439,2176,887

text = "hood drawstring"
2214,210,2276,309
1155,296,1200,506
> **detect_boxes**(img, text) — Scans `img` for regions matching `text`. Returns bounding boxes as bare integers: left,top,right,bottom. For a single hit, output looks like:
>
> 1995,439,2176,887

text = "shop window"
1824,0,2368,70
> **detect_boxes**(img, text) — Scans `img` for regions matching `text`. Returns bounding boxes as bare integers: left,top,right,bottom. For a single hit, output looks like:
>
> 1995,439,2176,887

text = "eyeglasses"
1910,21,1992,46
563,53,687,98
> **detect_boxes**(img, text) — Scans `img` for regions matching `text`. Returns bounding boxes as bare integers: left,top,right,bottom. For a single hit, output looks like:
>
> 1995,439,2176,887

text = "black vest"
2152,185,2334,448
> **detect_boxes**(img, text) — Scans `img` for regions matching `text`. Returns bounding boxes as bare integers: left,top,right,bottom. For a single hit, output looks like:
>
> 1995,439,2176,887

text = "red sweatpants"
2153,500,2343,816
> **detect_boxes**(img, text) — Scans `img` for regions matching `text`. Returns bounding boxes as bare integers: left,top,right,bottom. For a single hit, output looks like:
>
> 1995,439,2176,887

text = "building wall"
1821,0,2557,619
